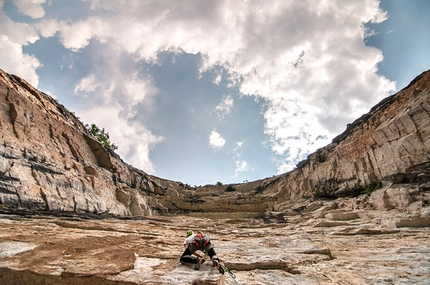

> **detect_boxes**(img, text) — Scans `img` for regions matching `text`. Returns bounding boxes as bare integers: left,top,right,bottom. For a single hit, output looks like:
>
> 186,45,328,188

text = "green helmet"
186,230,194,237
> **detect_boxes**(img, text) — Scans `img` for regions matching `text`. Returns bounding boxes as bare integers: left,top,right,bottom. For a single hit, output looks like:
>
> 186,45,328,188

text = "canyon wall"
0,68,429,216
265,70,430,211
0,69,172,216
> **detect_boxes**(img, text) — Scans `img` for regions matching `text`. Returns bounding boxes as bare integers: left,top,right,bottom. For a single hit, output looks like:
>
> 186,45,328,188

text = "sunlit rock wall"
0,68,429,216
0,69,176,216
267,70,430,211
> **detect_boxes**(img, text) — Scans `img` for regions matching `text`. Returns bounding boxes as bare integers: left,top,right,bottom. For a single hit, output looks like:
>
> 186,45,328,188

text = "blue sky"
1,0,429,186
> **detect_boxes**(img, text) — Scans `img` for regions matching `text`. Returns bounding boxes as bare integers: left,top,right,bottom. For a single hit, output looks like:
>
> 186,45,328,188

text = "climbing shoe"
194,258,205,270
213,259,225,274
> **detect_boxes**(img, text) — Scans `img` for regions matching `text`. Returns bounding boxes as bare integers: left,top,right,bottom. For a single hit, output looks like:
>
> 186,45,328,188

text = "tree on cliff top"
85,123,118,151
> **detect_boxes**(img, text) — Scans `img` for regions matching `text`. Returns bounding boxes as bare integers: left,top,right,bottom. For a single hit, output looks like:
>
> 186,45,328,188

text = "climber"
180,230,224,274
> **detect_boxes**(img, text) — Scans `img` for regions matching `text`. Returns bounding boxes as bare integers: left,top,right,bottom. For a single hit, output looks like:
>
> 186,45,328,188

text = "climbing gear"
192,232,210,250
213,259,225,274
221,264,240,285
194,257,205,270
186,230,194,237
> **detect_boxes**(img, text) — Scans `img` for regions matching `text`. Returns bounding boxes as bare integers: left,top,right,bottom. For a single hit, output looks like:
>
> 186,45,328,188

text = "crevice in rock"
72,194,77,212
225,260,300,274
192,278,218,285
8,103,19,139
62,133,82,162
83,134,113,170
31,162,64,175
40,188,50,210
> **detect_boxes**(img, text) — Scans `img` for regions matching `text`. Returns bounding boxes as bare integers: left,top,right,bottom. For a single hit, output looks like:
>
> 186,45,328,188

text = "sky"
1,0,429,186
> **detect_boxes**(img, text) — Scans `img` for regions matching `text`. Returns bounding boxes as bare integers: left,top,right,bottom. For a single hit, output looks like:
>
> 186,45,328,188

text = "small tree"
85,123,118,151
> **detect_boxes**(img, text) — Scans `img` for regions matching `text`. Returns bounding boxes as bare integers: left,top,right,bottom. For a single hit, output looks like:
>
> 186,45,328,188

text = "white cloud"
233,141,245,158
209,130,226,149
0,1,41,86
123,73,157,113
12,0,46,19
34,17,108,51
74,74,98,93
36,18,60,38
69,0,394,173
78,103,163,174
59,18,108,51
8,0,396,175
234,160,248,176
232,141,249,176
0,35,40,87
212,69,223,84
70,47,161,174
215,95,233,120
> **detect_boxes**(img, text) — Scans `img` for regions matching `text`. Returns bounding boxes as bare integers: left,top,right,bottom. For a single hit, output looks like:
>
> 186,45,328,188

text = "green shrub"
317,150,327,162
85,123,118,151
364,179,382,194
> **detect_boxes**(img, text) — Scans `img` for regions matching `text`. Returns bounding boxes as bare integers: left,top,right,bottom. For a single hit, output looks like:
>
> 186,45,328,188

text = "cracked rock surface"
1,198,429,285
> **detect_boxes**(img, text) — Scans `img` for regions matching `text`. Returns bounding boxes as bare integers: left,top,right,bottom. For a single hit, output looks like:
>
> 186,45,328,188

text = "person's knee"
180,255,187,264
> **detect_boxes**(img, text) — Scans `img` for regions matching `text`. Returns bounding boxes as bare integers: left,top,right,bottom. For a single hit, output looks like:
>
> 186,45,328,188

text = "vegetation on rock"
85,123,118,151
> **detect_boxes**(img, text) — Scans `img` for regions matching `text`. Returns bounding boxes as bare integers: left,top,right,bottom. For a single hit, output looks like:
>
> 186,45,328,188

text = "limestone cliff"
0,68,184,216
266,70,430,212
1,68,430,285
0,68,429,217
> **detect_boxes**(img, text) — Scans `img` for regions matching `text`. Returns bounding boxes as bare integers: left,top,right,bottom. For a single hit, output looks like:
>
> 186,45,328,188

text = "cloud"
69,0,393,173
74,74,98,93
0,35,41,87
34,17,108,51
78,104,163,173
234,160,248,176
1,0,397,175
70,45,162,174
215,95,233,120
58,18,107,51
12,0,46,19
233,141,248,176
0,3,40,86
209,130,226,149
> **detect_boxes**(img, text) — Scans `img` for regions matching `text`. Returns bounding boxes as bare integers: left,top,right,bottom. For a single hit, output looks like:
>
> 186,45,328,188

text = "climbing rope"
221,264,240,285
194,250,240,285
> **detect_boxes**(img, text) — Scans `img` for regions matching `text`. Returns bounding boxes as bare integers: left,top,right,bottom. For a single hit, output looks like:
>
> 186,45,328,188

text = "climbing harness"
221,264,240,285
192,233,210,250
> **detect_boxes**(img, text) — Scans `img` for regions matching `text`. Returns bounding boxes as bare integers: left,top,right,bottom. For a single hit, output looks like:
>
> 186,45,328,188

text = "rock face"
0,69,183,216
0,204,429,285
0,68,430,284
266,70,430,206
1,68,430,217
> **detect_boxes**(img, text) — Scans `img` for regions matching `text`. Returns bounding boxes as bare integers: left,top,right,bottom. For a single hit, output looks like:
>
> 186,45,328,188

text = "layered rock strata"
0,68,429,217
0,199,429,284
266,70,430,206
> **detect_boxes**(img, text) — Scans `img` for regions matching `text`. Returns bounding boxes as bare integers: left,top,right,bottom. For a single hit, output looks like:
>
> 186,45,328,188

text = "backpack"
193,232,210,250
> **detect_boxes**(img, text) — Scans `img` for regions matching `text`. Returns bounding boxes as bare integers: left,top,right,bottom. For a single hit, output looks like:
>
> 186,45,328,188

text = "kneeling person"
180,230,224,274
